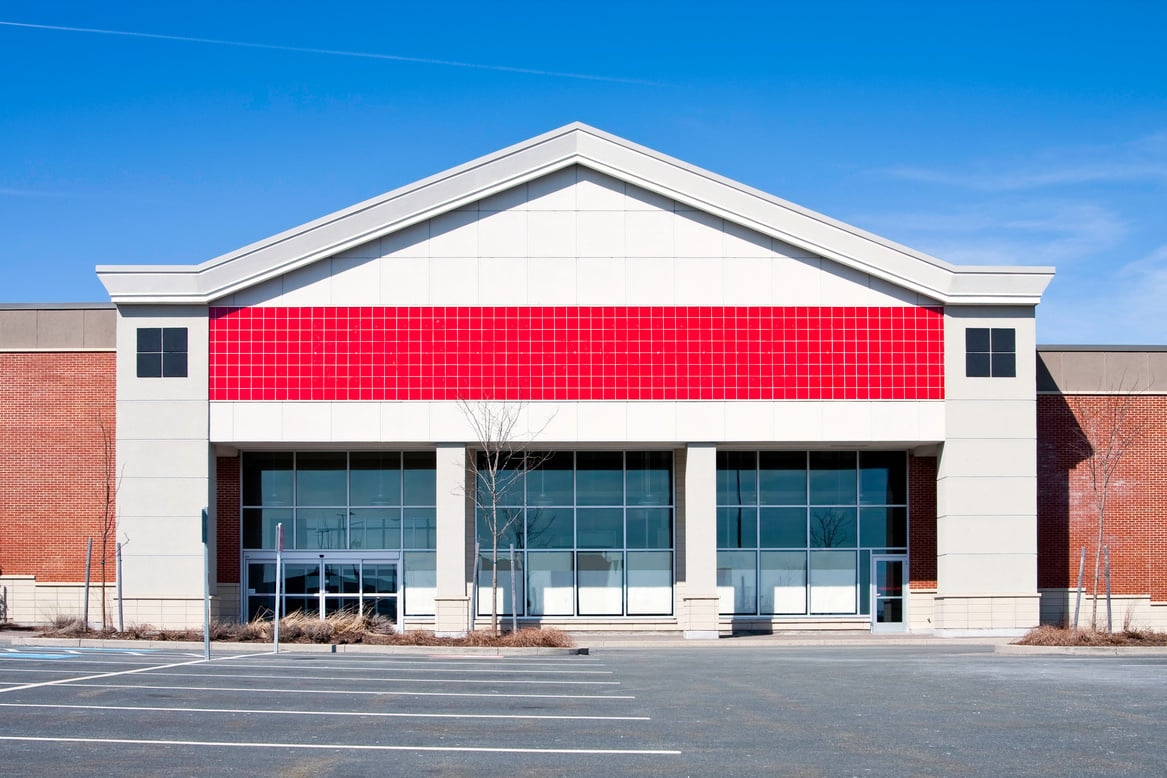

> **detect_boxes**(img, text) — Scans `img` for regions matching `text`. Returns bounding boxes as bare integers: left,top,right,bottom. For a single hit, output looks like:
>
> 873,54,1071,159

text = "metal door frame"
242,550,401,628
870,553,908,633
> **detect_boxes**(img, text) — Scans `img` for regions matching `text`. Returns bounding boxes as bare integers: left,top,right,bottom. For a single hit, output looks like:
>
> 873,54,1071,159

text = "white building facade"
97,124,1053,636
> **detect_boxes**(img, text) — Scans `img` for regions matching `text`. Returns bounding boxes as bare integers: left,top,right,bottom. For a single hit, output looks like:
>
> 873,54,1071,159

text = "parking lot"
1,643,1165,775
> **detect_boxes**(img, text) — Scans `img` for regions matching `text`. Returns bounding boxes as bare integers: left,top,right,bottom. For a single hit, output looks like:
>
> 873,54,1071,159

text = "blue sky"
2,2,1165,343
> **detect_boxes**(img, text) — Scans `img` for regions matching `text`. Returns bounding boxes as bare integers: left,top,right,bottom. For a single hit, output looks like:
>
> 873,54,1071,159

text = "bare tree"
1069,392,1143,631
96,414,122,630
459,399,552,634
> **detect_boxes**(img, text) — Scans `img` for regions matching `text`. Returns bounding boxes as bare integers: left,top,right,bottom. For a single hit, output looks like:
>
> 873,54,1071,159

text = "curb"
7,636,586,656
995,643,1167,656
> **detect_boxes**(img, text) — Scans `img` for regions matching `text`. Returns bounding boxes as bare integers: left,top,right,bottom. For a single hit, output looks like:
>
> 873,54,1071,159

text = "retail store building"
3,124,1162,635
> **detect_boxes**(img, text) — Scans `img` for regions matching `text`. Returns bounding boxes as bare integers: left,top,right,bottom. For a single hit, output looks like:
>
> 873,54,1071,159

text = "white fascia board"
97,122,1054,306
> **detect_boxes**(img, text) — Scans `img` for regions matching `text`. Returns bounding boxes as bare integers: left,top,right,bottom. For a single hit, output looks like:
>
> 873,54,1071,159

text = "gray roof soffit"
96,122,1055,306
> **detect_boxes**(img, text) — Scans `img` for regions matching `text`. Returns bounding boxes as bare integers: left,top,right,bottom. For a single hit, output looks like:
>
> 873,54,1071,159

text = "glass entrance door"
244,552,399,626
870,554,907,632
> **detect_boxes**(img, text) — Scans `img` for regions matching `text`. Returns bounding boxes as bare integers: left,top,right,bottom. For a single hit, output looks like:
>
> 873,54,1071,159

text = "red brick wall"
0,352,116,582
216,456,241,585
1037,394,1167,601
909,455,937,590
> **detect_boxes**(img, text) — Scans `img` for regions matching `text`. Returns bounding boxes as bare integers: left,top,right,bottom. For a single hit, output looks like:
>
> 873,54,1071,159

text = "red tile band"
209,306,944,401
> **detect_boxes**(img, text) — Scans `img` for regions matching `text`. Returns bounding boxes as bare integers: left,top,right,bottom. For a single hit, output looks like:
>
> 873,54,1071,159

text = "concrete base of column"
434,596,471,637
682,595,721,639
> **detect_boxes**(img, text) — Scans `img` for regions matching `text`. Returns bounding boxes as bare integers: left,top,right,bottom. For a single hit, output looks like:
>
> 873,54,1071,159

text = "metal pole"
116,542,124,632
470,541,480,634
274,523,283,654
509,543,517,634
202,509,211,660
1072,546,1086,630
83,538,93,631
1105,546,1113,634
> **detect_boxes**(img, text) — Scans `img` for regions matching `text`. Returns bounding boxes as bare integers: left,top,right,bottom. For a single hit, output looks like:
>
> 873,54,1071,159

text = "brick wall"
909,455,938,590
0,352,116,582
216,456,241,585
1037,393,1167,601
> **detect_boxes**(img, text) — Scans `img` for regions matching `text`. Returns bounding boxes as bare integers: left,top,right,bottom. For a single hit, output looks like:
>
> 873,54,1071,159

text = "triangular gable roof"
97,122,1054,305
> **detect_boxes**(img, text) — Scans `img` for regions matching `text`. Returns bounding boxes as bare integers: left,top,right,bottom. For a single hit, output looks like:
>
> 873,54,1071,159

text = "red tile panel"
209,306,945,401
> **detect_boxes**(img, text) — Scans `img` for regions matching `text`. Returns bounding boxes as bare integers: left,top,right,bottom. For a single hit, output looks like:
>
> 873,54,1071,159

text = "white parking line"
0,653,257,695
62,682,634,700
0,735,679,755
133,670,619,685
218,660,612,674
0,702,650,721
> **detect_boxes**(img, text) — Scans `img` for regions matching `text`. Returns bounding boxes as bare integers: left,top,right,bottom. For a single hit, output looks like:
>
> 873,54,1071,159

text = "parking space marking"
63,682,635,699
0,735,680,755
141,670,618,685
0,702,650,721
0,652,257,695
223,660,612,675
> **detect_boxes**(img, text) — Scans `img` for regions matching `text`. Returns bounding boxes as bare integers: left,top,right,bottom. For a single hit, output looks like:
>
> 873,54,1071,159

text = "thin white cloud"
878,134,1167,191
0,20,664,86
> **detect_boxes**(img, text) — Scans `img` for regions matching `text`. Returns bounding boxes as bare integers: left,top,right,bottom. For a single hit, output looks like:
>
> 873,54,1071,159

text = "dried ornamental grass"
1015,625,1167,646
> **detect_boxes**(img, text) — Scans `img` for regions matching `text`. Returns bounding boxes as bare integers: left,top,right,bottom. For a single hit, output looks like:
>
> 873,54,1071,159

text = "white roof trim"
97,123,1054,306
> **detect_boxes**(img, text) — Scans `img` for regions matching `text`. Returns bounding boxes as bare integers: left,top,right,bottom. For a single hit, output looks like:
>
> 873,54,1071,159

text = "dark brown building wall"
909,455,937,590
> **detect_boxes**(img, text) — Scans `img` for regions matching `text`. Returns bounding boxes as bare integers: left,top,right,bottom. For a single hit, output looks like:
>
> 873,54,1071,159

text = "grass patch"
1015,624,1167,647
36,611,572,648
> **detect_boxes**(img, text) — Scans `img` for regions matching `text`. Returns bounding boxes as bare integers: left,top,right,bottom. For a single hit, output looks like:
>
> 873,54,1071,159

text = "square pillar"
434,443,470,636
682,443,720,639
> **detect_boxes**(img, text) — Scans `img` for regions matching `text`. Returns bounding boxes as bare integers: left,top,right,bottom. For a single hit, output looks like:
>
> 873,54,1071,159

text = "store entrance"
243,552,400,626
870,554,908,632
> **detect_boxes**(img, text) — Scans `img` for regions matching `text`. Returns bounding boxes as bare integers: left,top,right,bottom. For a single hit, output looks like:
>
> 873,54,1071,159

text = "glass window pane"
809,508,857,548
759,451,806,505
717,550,757,615
859,452,907,505
362,564,397,594
965,327,990,352
527,551,574,616
325,564,360,594
626,508,672,549
759,507,807,548
966,353,991,377
809,550,857,614
809,452,857,504
283,563,320,595
162,352,187,378
626,451,672,506
404,551,435,616
348,508,401,549
137,327,161,352
296,508,347,550
242,453,293,506
476,508,524,550
162,327,187,352
526,452,573,506
576,451,624,505
578,551,623,615
477,551,523,616
526,507,573,549
576,508,623,549
859,507,907,548
717,507,757,549
716,451,757,505
991,327,1015,352
992,353,1016,377
242,508,291,549
349,452,402,506
402,451,436,505
247,563,277,594
627,551,672,615
296,452,348,505
403,507,436,549
760,551,807,614
136,353,162,378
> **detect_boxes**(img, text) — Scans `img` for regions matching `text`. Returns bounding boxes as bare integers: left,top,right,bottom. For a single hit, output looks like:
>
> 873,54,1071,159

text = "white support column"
433,443,470,636
682,443,720,639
